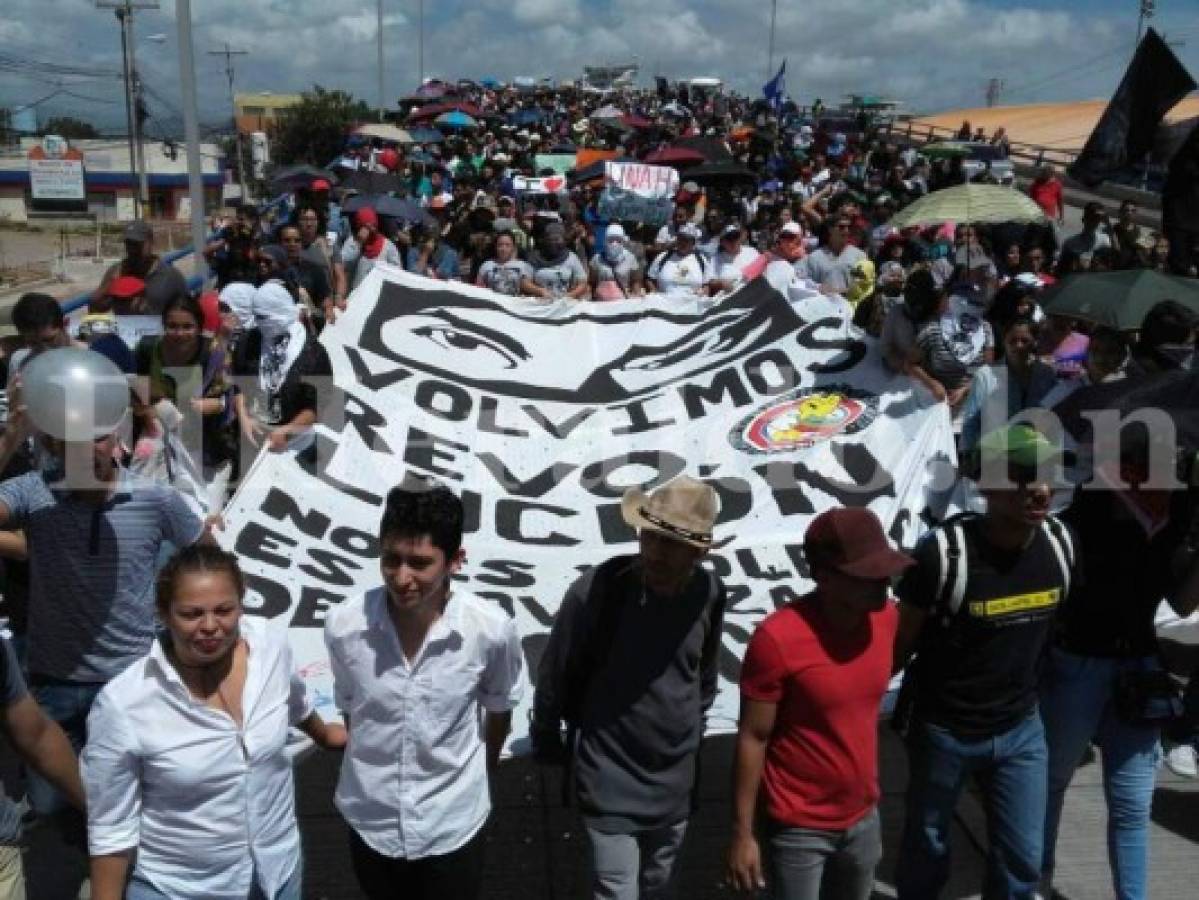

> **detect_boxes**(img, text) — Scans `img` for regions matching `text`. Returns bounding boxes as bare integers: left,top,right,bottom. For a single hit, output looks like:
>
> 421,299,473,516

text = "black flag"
1162,120,1199,273
1068,28,1196,188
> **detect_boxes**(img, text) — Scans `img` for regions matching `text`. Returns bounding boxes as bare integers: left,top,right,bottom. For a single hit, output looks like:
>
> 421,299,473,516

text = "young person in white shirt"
324,484,525,900
647,224,710,297
83,545,347,900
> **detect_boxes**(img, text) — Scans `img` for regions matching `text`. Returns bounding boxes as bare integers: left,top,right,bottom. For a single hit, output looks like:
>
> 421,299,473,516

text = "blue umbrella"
407,126,444,144
435,110,477,130
480,77,501,89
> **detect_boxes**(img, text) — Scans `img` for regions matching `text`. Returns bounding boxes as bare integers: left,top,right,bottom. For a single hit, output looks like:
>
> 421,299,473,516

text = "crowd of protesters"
0,75,1194,900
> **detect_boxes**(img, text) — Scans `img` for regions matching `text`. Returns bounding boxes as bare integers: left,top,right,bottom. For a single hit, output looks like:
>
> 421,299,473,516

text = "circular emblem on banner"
730,386,880,453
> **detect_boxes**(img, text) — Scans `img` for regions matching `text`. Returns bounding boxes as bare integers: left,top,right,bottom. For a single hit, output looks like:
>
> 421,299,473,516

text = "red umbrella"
620,113,654,130
644,146,706,166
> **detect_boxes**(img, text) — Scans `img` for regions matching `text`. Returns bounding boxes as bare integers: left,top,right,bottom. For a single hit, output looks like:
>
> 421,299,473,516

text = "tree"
41,116,99,140
271,85,372,167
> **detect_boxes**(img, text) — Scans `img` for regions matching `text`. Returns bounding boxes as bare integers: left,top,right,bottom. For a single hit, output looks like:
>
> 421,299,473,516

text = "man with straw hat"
533,475,729,899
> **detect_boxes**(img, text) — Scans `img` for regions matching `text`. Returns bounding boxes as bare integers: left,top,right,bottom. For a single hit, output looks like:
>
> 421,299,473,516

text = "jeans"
27,680,103,817
896,710,1047,900
0,845,24,900
348,824,485,900
766,808,881,900
125,865,301,900
584,819,688,900
1040,647,1161,900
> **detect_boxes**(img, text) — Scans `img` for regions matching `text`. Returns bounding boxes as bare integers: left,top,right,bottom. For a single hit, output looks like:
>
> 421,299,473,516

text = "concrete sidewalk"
295,728,1198,900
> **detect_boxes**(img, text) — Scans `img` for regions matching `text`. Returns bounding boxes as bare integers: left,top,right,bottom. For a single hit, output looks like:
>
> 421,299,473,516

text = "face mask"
604,240,624,264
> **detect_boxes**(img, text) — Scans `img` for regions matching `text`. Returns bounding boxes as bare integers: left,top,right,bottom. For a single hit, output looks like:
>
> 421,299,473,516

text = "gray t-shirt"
0,471,203,682
532,253,587,298
477,259,533,296
800,244,867,293
0,638,26,844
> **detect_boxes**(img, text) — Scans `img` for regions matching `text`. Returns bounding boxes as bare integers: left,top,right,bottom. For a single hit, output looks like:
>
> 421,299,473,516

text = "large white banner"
221,267,954,749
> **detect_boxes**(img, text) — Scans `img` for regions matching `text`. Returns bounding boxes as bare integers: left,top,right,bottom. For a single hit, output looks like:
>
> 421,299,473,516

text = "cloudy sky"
3,0,1197,137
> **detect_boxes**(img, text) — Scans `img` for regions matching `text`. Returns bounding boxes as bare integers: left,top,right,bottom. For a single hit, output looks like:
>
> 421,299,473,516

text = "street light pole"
175,0,207,279
377,0,385,121
418,0,425,85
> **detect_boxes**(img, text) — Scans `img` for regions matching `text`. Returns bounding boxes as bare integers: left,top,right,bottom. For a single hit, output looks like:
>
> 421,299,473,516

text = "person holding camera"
204,205,263,290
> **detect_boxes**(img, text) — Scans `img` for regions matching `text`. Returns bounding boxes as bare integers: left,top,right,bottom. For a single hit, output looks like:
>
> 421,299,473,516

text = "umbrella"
1041,270,1199,332
406,126,444,144
339,171,405,195
342,194,434,227
620,113,653,130
887,184,1046,229
1055,371,1199,457
480,77,501,89
436,110,477,130
670,135,734,162
644,147,705,166
683,161,758,185
590,104,623,122
548,142,577,154
355,123,413,144
268,165,337,192
921,141,973,159
414,80,451,99
510,108,545,126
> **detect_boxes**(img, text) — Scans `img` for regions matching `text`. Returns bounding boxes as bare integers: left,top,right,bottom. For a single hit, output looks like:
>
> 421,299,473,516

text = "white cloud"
1,0,1195,131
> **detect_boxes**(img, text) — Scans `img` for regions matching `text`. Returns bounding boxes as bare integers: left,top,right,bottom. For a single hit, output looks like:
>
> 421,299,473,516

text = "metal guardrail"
882,119,1079,170
60,245,204,315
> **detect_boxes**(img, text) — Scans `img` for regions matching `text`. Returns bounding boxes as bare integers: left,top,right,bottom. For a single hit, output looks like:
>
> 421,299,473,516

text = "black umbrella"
684,161,758,185
1055,370,1199,459
342,194,433,226
269,165,337,192
339,171,405,195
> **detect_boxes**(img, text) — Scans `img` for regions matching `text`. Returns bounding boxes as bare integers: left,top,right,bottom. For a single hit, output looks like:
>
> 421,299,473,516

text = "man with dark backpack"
532,475,728,900
892,425,1079,900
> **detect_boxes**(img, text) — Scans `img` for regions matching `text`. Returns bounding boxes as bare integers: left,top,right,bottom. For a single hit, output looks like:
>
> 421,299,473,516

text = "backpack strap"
1041,515,1074,599
931,514,976,625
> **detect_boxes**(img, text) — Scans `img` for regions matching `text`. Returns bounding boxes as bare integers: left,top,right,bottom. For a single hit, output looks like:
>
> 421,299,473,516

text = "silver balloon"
21,348,130,441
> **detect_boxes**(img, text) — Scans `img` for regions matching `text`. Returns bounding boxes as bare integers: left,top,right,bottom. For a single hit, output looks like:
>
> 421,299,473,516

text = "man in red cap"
727,507,913,900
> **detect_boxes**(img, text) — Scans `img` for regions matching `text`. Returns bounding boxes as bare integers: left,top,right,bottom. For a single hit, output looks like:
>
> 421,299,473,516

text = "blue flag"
763,60,786,110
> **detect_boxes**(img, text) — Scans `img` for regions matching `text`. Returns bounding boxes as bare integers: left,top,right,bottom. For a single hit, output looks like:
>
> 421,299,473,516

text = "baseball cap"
721,221,743,237
804,508,914,579
971,424,1063,483
676,223,701,241
681,180,700,194
605,223,627,241
779,222,803,238
123,220,153,243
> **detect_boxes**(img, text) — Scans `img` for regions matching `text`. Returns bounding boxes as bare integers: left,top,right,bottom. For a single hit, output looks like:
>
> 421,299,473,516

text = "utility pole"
175,0,207,279
767,0,778,82
98,0,158,220
208,43,248,202
985,77,1004,108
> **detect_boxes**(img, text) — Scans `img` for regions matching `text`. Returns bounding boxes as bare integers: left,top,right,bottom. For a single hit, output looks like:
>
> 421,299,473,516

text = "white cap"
606,223,627,240
677,223,702,240
779,222,803,237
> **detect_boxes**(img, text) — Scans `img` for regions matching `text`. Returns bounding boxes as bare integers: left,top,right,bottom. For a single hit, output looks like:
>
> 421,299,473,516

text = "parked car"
953,141,1016,185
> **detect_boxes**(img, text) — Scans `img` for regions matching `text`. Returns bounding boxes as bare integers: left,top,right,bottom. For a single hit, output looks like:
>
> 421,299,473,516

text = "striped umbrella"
888,184,1046,229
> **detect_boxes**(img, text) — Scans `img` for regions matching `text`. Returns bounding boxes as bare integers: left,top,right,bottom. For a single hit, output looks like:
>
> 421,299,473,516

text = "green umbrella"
921,142,973,159
1041,269,1199,331
887,183,1046,229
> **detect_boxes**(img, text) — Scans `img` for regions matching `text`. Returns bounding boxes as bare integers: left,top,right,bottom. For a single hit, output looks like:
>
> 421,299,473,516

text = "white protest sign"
221,267,954,745
599,161,679,227
512,174,568,195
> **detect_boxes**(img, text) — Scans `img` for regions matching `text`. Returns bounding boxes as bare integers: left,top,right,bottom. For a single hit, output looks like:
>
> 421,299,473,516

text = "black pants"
348,824,485,900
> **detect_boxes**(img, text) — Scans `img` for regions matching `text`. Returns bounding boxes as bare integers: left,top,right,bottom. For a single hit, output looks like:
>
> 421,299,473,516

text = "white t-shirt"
712,246,760,290
648,251,709,295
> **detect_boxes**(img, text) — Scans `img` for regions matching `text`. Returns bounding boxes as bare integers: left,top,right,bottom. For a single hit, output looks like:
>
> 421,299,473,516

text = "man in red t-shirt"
1028,166,1065,226
726,508,914,899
